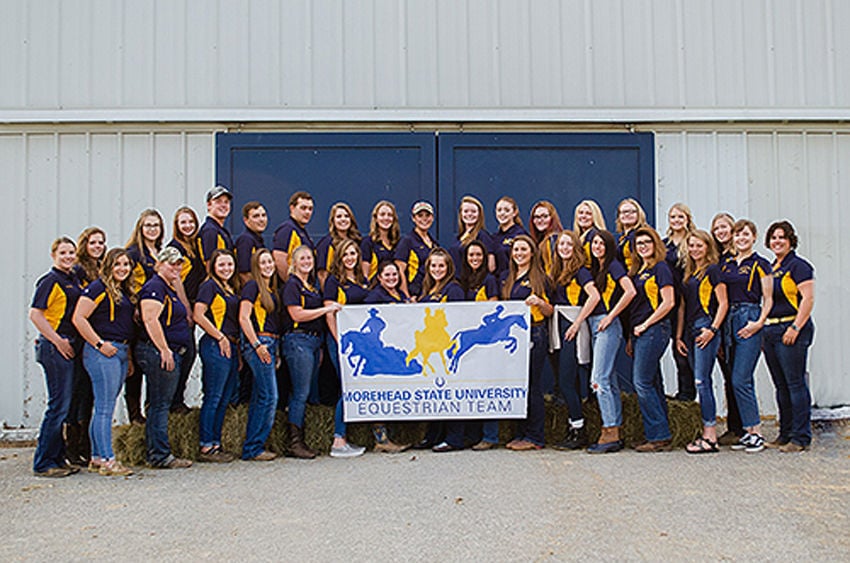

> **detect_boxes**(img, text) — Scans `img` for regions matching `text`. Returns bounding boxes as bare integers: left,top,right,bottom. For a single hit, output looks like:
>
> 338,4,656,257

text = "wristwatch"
95,340,104,350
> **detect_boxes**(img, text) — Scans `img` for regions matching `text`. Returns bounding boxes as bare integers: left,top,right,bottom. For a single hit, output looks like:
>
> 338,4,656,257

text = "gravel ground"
1,422,848,562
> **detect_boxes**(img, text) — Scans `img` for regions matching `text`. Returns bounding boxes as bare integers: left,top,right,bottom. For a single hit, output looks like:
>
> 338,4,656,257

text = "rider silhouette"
481,304,504,326
361,308,387,339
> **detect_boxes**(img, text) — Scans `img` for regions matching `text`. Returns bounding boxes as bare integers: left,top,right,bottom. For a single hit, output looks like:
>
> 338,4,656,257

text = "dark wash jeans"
135,341,183,466
762,321,814,446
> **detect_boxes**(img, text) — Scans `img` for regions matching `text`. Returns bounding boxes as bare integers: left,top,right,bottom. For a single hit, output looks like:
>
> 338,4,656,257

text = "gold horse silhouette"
406,307,452,376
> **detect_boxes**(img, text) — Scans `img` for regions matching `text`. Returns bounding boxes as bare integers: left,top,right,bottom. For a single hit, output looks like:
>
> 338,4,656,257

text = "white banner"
337,301,530,422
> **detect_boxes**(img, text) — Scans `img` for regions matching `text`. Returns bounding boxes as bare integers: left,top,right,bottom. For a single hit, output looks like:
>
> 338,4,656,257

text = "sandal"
686,436,719,454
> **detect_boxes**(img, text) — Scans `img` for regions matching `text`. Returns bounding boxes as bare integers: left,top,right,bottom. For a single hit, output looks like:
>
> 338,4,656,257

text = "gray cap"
156,246,184,264
206,185,233,202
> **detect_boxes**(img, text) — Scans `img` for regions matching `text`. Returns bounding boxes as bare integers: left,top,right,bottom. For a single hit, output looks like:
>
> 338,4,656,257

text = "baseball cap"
156,246,184,264
412,201,434,215
206,185,233,202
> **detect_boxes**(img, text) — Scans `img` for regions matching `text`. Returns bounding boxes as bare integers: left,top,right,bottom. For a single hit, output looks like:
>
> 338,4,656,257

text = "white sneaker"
330,442,366,458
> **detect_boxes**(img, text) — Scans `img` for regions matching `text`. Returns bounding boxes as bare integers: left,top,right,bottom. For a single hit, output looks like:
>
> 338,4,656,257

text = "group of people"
28,186,815,477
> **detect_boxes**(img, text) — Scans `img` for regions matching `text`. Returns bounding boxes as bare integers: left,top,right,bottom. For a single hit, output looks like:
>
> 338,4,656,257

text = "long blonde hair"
573,200,607,239
100,248,138,306
172,206,199,259
369,200,400,248
126,209,164,252
682,230,720,281
551,230,585,287
421,248,456,298
457,195,487,245
615,198,648,234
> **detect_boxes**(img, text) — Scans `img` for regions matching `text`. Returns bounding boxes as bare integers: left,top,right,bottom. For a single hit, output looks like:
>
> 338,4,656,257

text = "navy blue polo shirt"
617,230,637,271
138,275,191,348
31,267,81,338
361,236,397,280
282,276,325,333
465,273,499,302
323,274,370,305
395,230,436,295
591,260,628,316
365,285,409,304
630,261,674,326
580,227,600,269
420,280,465,303
449,230,494,274
769,251,814,318
81,279,135,342
508,272,553,324
553,266,594,306
234,229,266,275
197,216,234,263
492,223,528,278
682,264,724,326
196,278,241,340
126,244,156,290
273,218,314,259
722,252,771,305
241,280,281,335
167,238,205,302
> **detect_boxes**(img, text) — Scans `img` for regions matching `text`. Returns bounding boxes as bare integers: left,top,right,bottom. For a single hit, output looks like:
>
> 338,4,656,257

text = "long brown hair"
250,249,277,313
76,226,106,283
126,208,164,252
329,238,367,285
589,230,617,291
369,200,400,248
459,239,489,293
420,248,456,298
629,227,666,276
208,248,241,295
551,230,585,287
496,196,524,229
502,234,549,299
683,230,720,281
172,206,199,259
529,201,563,245
100,248,138,306
327,202,362,244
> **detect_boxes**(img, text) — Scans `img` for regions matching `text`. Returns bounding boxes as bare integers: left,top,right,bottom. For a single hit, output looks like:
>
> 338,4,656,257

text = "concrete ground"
1,422,848,562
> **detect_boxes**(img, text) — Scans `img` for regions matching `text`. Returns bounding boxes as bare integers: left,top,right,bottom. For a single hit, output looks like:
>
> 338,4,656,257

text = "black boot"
286,423,317,459
552,426,588,451
63,422,86,466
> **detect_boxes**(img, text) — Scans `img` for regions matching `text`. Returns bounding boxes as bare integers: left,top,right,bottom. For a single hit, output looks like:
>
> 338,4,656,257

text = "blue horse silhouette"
340,308,422,377
446,305,528,373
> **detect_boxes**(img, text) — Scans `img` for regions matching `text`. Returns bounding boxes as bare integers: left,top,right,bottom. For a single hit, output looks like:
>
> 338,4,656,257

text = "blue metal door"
215,132,437,241
436,132,654,243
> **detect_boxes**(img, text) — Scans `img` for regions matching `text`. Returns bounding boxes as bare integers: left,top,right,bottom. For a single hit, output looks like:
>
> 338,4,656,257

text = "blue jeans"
686,318,722,427
514,324,547,446
481,421,500,444
83,342,129,461
242,336,278,459
632,320,672,442
198,335,239,448
726,303,763,429
135,341,183,466
588,315,623,427
326,334,347,438
762,321,813,446
32,337,76,472
283,332,322,427
172,332,196,409
557,318,583,422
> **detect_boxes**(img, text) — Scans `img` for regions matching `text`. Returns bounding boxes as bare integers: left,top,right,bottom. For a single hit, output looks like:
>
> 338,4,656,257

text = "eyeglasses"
142,223,161,229
635,240,652,247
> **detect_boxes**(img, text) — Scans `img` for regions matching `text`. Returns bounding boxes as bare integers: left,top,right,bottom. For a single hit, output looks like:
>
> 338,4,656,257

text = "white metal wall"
1,129,214,427
3,125,848,427
1,0,848,116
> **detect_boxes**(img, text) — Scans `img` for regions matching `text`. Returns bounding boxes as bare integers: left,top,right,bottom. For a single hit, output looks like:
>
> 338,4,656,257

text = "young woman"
193,249,241,463
449,196,495,274
323,239,370,458
395,201,436,298
364,261,412,453
722,219,773,453
528,201,563,275
282,245,342,459
628,228,676,452
72,248,136,476
415,249,465,453
136,247,193,469
29,237,82,478
66,226,106,466
573,200,607,267
675,231,728,454
762,221,814,452
586,231,636,454
239,249,281,462
503,235,554,451
73,227,106,287
664,203,697,402
550,231,601,451
492,196,528,279
710,211,742,445
124,209,165,424
456,241,502,451
361,201,401,280
168,206,206,414
316,202,362,287
615,198,649,271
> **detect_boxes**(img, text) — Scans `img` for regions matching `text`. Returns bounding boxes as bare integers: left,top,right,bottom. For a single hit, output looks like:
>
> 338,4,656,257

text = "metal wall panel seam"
20,132,30,424
583,0,593,105
398,0,408,106
826,0,836,105
765,0,776,106
796,0,806,106
675,0,685,107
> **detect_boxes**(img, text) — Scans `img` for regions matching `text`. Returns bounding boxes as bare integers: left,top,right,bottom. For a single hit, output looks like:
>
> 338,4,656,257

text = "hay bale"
113,394,702,462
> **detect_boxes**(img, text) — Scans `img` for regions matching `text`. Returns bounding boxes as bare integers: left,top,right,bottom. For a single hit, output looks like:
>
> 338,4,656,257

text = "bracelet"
218,334,226,342
253,340,262,349
709,326,719,334
790,324,800,332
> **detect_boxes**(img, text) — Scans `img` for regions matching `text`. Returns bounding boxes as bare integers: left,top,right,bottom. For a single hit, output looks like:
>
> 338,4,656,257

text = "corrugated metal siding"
3,129,214,426
655,130,850,412
4,125,848,427
1,0,848,113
